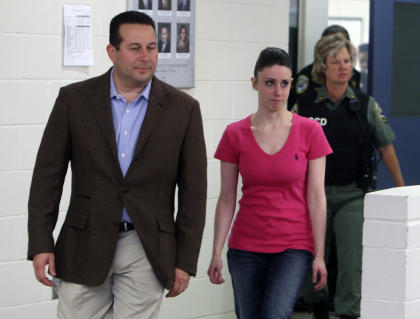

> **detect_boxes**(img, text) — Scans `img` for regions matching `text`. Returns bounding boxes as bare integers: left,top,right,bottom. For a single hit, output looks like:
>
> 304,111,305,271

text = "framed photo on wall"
126,0,195,88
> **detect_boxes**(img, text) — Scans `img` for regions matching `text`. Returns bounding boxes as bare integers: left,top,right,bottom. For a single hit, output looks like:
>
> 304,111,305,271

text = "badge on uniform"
296,75,309,94
374,102,388,123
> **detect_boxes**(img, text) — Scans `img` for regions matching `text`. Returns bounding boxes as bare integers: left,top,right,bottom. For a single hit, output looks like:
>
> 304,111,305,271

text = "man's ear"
106,44,117,63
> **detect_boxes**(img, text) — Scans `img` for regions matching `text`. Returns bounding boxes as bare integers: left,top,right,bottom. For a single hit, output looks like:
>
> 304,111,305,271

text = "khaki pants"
57,230,164,319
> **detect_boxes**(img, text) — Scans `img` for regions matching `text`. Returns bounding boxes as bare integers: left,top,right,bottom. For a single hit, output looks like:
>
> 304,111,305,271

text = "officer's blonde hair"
312,33,356,85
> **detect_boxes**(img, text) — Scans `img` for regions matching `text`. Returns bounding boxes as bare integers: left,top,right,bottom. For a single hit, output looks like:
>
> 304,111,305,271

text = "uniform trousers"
301,183,365,318
57,230,164,319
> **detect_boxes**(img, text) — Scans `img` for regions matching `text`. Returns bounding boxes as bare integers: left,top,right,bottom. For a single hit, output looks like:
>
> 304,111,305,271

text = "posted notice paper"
63,5,94,66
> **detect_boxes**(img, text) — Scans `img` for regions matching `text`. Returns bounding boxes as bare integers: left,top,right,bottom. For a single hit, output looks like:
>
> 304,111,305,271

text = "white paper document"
63,5,94,66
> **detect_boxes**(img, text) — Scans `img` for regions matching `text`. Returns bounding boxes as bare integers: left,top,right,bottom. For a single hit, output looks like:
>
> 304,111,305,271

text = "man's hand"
165,268,190,298
33,252,56,287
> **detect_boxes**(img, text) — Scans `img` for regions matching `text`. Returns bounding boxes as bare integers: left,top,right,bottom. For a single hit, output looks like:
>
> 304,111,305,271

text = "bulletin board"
126,0,195,88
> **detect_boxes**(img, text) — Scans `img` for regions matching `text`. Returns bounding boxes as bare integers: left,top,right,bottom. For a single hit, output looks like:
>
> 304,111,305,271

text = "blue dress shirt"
110,69,151,223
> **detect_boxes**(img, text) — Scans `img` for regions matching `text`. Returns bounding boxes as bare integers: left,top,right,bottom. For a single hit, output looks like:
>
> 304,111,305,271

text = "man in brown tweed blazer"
28,11,207,318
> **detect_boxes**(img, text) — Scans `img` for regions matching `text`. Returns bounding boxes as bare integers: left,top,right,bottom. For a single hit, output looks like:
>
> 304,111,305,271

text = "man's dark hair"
109,11,156,50
359,43,368,53
253,47,292,78
321,24,350,40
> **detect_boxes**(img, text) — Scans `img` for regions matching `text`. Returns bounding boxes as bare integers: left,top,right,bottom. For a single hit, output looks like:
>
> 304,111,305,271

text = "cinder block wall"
362,186,420,319
0,1,290,318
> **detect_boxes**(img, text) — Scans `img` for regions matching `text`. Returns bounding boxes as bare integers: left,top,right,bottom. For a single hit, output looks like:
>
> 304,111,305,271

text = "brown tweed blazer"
28,70,207,289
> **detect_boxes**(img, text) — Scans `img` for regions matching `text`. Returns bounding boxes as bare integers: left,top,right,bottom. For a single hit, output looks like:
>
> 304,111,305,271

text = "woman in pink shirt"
207,48,332,319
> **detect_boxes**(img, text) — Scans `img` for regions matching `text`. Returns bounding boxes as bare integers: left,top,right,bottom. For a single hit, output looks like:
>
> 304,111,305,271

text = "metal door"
370,0,420,188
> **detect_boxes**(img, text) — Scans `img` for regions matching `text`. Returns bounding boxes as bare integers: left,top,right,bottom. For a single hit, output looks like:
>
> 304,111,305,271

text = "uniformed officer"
292,34,404,319
288,25,361,109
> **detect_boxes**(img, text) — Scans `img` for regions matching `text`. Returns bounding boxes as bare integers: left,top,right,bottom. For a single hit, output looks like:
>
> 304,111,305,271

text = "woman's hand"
312,255,327,291
208,254,225,284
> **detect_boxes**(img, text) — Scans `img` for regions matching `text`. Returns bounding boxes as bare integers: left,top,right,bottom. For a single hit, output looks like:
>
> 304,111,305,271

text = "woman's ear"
251,77,258,90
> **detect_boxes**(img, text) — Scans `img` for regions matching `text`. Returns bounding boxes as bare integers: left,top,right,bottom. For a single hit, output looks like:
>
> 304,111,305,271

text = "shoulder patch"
296,74,310,95
374,101,388,123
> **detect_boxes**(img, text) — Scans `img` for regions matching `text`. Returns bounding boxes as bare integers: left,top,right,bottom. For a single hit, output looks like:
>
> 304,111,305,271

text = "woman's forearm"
307,189,327,258
378,143,405,187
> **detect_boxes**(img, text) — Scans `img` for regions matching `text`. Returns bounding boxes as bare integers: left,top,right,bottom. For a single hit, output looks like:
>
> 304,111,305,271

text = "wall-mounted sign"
127,0,195,88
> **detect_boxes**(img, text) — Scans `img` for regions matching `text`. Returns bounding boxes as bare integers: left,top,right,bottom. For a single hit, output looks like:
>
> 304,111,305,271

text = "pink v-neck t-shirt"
215,113,332,255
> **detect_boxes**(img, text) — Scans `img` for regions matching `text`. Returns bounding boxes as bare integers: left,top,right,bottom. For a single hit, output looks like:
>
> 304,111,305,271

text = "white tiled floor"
292,312,340,319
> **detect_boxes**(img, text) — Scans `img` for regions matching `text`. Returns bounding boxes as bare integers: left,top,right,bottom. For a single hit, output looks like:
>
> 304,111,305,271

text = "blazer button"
121,187,129,193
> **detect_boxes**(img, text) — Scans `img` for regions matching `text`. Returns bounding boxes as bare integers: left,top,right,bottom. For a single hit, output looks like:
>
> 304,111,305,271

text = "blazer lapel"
132,77,167,161
89,70,119,163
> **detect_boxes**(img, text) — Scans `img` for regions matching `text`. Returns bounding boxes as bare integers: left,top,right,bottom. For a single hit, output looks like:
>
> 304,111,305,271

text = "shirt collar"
314,85,356,104
110,68,152,102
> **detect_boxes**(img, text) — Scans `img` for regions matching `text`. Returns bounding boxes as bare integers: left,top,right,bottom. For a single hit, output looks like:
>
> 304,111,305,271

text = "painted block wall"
362,185,420,319
0,0,290,318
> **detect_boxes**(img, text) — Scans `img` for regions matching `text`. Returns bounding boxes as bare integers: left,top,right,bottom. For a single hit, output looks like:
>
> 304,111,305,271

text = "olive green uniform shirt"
292,86,396,148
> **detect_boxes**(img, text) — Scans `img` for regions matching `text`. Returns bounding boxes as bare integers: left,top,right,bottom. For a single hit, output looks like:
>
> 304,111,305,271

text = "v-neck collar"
247,113,295,158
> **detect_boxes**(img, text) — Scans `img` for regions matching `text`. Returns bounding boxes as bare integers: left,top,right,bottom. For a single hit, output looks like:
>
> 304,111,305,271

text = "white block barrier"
362,185,420,319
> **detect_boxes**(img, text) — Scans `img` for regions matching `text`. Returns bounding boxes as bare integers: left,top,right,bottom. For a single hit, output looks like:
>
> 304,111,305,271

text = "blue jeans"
227,248,312,319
